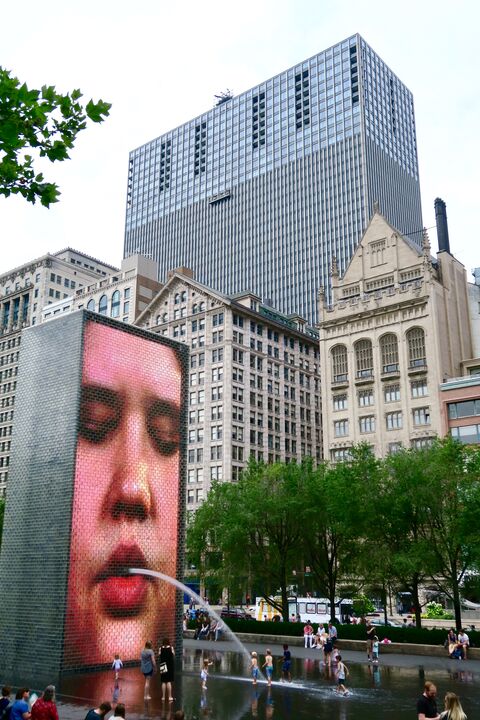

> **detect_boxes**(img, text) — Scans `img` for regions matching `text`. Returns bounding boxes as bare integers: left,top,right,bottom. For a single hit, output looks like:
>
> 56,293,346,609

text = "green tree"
0,67,110,207
419,438,480,630
366,447,432,628
303,444,380,622
187,458,311,619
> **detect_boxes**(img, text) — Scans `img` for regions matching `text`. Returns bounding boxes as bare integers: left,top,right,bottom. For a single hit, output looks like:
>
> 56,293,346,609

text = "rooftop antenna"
214,89,234,106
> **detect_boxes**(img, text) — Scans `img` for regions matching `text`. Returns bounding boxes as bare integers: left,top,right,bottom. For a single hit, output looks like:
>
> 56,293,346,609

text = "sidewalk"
185,638,480,672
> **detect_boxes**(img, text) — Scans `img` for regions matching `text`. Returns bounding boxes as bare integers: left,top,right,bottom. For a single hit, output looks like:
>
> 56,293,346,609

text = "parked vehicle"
365,613,403,627
220,607,254,620
254,596,353,623
291,597,353,624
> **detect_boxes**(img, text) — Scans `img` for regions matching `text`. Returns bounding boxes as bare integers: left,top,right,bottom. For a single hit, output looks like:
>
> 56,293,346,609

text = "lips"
94,545,155,617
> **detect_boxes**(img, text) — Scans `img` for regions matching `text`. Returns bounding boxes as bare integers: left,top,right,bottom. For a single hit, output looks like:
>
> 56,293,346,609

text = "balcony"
381,363,400,380
331,373,349,389
408,359,427,375
355,369,374,386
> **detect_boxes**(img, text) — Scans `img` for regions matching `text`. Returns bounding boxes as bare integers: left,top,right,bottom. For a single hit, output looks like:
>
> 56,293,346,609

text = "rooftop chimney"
435,197,450,254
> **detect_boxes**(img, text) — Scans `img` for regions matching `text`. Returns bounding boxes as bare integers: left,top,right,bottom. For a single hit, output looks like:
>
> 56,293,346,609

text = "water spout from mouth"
129,567,257,670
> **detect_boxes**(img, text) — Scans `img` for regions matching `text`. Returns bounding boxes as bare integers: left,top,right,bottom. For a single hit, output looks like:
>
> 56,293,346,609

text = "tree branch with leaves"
0,68,110,207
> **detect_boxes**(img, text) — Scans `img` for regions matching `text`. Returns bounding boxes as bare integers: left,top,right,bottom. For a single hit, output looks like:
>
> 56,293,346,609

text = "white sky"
1,0,478,280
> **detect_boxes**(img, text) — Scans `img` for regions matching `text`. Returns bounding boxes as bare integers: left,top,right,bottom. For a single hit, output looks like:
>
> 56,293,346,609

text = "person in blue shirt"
10,689,30,720
280,644,292,682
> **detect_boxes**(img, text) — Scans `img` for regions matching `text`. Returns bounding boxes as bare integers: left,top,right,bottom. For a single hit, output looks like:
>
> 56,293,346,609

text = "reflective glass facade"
124,34,422,322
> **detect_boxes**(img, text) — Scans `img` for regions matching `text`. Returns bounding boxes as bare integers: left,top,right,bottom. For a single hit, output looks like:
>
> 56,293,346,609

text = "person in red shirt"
303,620,314,648
31,686,58,720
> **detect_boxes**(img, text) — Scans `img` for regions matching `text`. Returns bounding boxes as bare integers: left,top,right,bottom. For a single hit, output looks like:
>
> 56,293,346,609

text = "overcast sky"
1,0,478,281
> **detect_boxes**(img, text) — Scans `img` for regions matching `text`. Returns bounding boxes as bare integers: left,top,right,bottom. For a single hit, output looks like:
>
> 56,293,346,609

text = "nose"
105,409,154,520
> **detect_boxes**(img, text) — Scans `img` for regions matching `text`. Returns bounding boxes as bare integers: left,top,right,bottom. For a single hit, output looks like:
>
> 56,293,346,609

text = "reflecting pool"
56,648,480,720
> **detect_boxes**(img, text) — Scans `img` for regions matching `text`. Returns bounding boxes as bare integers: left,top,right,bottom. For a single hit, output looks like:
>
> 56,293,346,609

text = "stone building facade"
0,249,120,496
318,211,473,459
41,254,161,325
136,270,322,510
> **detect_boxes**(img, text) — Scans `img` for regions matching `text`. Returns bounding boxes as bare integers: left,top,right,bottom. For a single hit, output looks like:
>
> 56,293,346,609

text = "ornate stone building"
136,270,322,510
318,210,473,459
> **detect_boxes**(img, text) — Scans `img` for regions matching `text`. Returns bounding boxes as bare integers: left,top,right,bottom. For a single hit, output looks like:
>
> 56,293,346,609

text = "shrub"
205,619,480,647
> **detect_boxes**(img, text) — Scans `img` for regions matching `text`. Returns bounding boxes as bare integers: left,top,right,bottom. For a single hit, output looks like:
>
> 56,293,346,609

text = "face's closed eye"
146,400,180,456
79,385,122,443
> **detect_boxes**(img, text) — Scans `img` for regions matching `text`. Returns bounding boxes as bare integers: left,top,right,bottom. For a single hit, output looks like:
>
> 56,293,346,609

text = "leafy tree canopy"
0,67,111,207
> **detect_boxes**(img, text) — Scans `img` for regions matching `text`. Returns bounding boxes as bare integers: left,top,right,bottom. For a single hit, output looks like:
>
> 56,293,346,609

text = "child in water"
262,649,274,686
280,644,292,682
335,655,350,696
200,658,213,690
112,654,123,680
250,652,259,685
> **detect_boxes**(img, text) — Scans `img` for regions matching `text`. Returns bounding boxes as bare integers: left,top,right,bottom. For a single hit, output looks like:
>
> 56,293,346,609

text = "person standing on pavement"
366,620,375,662
159,638,175,703
140,641,156,700
417,681,441,720
303,620,314,648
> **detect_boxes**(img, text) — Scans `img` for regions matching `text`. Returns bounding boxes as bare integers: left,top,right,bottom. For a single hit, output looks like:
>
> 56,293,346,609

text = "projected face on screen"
64,321,183,666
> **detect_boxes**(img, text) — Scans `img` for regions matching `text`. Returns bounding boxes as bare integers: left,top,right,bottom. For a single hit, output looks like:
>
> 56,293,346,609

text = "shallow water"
56,649,480,720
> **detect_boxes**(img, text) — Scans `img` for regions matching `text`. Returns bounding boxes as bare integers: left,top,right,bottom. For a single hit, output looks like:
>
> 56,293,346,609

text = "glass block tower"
124,34,422,323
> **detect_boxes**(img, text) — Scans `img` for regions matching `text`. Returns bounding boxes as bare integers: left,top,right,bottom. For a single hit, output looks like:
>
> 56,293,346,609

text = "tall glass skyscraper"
124,34,422,322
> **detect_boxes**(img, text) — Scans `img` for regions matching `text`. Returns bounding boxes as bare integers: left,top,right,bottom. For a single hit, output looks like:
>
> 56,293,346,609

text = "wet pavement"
4,640,480,720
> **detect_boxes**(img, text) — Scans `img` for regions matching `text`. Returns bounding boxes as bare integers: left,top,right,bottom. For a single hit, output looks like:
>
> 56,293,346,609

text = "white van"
254,596,352,623
289,597,353,624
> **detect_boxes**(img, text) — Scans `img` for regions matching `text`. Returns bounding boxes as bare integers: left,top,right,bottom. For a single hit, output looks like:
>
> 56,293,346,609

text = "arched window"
407,327,426,367
355,339,373,378
331,345,348,383
156,315,162,325
192,303,198,314
380,333,399,373
111,290,120,318
162,312,168,323
181,290,187,302
98,294,108,315
174,293,180,305
199,301,205,312
87,299,95,312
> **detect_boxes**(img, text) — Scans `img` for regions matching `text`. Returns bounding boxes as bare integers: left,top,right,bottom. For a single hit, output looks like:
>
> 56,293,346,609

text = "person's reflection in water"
281,689,292,717
112,682,120,706
250,688,259,718
265,687,274,719
200,688,211,717
160,706,172,720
